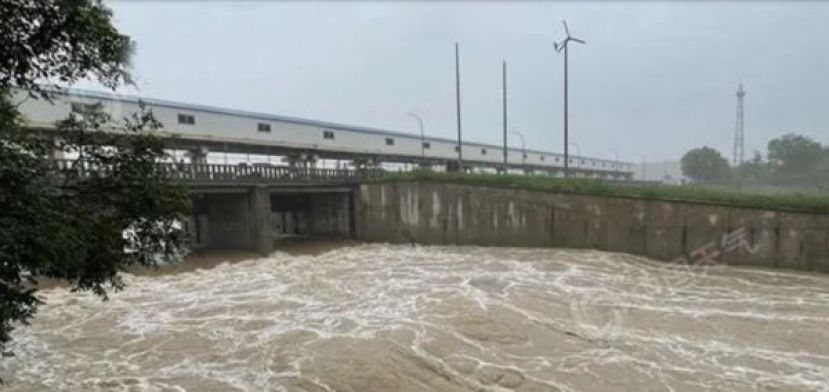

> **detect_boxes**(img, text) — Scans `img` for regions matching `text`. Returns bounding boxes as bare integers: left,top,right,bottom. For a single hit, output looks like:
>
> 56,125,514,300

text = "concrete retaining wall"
355,182,829,272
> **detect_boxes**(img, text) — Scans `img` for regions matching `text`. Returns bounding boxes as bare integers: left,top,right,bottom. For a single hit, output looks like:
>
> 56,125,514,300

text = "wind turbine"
554,20,585,178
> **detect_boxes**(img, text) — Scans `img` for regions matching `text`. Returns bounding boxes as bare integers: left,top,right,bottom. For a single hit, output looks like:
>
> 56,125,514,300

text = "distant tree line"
680,134,829,190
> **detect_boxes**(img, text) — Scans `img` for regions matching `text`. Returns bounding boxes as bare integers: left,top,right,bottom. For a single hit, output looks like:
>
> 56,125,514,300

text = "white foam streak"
2,244,829,391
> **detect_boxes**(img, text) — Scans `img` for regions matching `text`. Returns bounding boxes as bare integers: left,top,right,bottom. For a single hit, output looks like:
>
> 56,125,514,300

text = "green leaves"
680,147,731,184
0,0,164,365
703,134,829,190
0,103,190,357
767,134,824,183
0,0,133,98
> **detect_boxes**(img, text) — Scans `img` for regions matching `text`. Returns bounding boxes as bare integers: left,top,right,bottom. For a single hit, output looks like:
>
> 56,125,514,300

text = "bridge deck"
50,159,380,187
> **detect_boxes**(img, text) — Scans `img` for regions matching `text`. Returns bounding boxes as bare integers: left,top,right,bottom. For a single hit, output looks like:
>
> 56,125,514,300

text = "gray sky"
88,1,829,163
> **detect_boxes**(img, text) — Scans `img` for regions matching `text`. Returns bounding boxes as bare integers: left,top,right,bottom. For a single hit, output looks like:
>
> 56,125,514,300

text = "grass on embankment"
371,171,829,214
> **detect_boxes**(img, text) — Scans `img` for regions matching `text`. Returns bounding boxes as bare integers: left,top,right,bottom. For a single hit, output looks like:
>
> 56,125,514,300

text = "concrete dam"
194,180,829,273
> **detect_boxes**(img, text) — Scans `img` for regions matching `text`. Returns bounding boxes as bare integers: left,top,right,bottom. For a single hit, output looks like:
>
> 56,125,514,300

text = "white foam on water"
2,243,829,391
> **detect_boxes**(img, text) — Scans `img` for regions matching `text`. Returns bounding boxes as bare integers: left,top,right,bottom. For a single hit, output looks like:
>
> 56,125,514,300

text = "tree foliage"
680,134,829,191
0,0,133,98
680,146,731,183
732,151,771,185
0,0,189,358
767,133,824,175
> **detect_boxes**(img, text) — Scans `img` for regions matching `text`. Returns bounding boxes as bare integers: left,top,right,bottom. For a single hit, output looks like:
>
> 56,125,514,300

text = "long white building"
13,88,633,178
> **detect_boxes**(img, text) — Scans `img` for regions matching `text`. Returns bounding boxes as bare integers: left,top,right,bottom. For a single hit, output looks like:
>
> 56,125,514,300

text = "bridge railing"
162,163,382,183
48,160,382,184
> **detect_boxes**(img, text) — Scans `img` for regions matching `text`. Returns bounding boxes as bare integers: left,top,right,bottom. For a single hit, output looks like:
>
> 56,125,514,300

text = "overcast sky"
87,1,829,163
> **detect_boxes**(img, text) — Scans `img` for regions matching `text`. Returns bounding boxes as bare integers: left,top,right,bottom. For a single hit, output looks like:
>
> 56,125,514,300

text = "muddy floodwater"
3,243,829,391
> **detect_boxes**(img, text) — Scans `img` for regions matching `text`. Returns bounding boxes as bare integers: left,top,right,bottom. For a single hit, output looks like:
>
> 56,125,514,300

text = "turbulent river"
3,243,829,391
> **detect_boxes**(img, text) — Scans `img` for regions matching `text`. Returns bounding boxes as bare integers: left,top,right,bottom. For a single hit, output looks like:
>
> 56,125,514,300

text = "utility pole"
502,60,508,171
455,42,463,170
554,20,585,178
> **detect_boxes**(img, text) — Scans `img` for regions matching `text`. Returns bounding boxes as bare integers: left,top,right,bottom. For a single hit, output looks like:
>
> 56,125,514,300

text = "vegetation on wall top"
374,170,829,214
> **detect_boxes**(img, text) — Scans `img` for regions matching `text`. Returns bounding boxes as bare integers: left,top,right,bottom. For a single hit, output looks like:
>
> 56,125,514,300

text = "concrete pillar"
189,194,210,248
249,186,273,255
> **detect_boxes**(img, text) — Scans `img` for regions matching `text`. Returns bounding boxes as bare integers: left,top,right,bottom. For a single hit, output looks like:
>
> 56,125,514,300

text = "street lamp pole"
406,112,425,161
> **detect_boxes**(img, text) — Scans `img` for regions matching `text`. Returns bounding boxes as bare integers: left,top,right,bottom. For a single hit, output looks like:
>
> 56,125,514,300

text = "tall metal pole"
563,43,569,178
455,42,463,170
555,20,584,178
502,60,508,171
